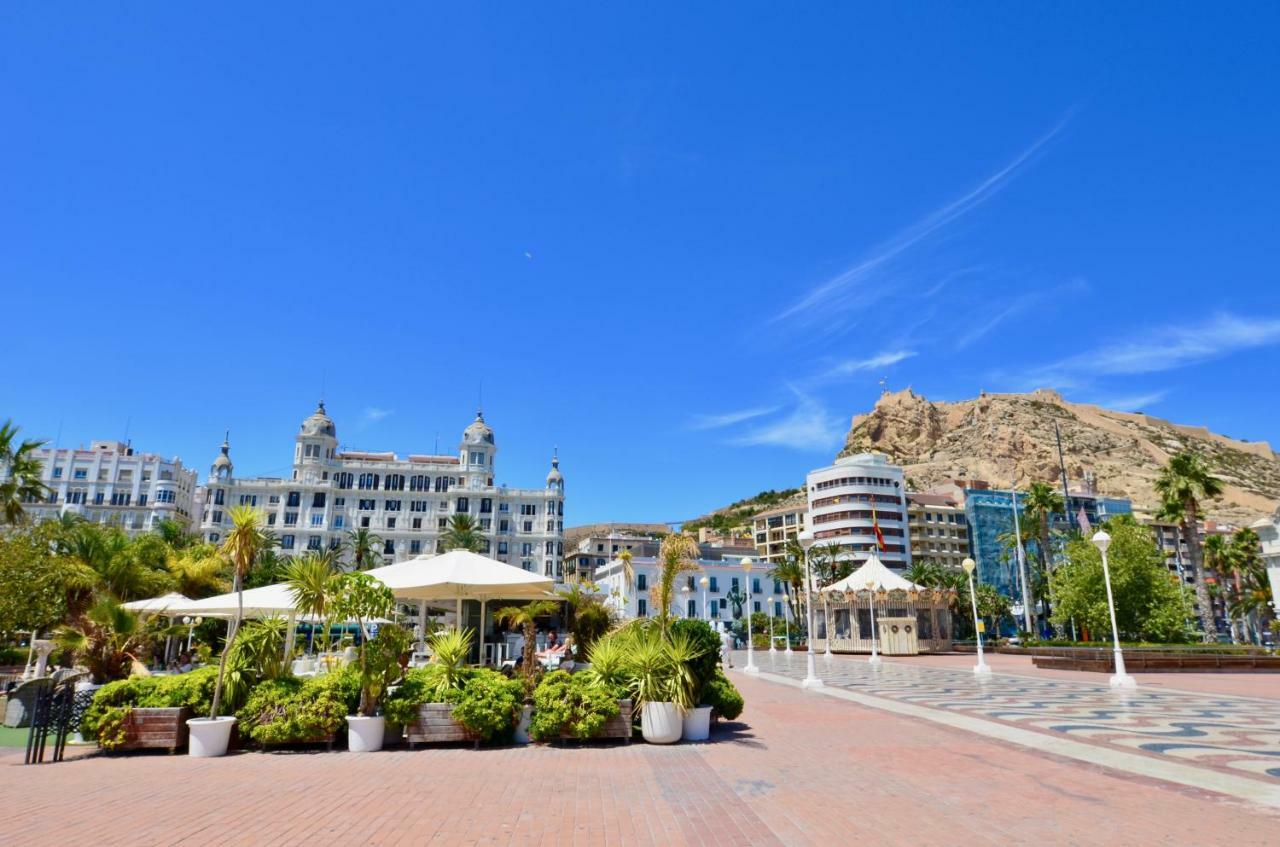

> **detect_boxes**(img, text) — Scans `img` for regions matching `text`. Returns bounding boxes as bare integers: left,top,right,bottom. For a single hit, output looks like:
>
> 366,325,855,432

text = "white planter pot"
513,705,533,744
681,706,713,742
640,702,683,744
347,716,385,752
187,717,236,758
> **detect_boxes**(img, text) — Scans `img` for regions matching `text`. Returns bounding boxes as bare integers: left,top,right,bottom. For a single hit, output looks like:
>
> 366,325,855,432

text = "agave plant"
583,629,631,693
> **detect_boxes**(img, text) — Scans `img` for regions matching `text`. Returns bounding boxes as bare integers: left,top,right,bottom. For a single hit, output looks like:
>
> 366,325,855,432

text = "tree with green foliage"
494,599,559,697
1051,515,1192,643
0,522,84,635
1021,481,1065,629
653,534,699,630
0,420,49,526
344,527,384,569
1154,451,1223,640
210,506,271,719
437,514,485,553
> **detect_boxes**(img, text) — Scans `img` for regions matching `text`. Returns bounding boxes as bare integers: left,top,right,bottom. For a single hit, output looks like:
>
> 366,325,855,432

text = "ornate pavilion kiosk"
811,555,955,655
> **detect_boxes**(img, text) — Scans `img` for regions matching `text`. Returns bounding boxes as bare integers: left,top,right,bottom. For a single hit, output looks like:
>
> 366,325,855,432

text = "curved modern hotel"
197,403,567,580
805,453,911,570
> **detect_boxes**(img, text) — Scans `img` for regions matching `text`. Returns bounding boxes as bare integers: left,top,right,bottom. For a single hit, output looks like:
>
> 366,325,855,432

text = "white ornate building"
806,453,912,571
22,440,199,533
198,403,567,579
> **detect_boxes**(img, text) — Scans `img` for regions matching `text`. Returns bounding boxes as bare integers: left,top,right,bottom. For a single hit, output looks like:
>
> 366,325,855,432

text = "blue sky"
4,4,1279,525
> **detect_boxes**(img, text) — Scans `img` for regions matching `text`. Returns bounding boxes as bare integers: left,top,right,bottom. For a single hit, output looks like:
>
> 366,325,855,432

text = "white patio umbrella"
180,583,306,658
364,549,557,662
122,593,194,664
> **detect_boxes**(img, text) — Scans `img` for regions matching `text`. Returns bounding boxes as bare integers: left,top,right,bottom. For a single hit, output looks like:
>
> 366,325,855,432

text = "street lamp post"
865,580,883,666
680,584,691,620
699,576,710,624
783,588,793,654
741,557,759,674
822,591,833,660
183,615,203,652
768,592,778,653
795,532,824,689
1092,530,1136,689
962,558,992,678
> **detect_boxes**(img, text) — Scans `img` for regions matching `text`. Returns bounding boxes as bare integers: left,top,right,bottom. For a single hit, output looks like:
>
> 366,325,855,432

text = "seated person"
536,630,568,662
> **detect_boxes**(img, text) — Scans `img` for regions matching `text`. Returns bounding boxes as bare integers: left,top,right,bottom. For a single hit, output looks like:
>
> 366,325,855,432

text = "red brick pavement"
1,672,1275,846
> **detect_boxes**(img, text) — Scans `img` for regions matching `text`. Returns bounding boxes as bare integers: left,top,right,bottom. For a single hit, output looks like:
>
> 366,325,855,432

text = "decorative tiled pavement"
746,652,1280,782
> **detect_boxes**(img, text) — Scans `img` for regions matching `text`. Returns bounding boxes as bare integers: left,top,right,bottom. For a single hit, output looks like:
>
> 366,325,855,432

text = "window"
752,579,761,594
546,520,555,532
307,536,322,551
310,513,324,527
334,515,345,529
73,469,88,480
521,542,534,556
386,517,396,529
281,534,295,550
361,516,370,528
709,577,719,592
334,496,345,507
456,497,469,513
498,542,508,555
312,492,326,508
480,518,491,530
520,504,537,516
267,513,277,526
637,599,648,618
731,577,739,590
335,472,353,489
213,489,225,506
410,475,428,491
52,467,63,478
211,509,222,523
384,474,405,491
499,519,509,532
636,574,648,591
480,498,492,513
438,518,448,529
385,500,402,512
358,499,375,511
498,502,509,513
687,600,697,618
469,451,486,465
358,473,379,490
284,512,298,526
412,517,422,529
383,540,395,555
522,521,533,533
774,601,782,617
773,580,782,594
753,601,761,613
410,540,422,554
268,495,280,505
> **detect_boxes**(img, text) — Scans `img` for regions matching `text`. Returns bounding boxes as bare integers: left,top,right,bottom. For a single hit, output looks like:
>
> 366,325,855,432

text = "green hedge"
236,670,359,745
529,670,620,741
702,670,743,720
81,668,219,749
383,667,521,742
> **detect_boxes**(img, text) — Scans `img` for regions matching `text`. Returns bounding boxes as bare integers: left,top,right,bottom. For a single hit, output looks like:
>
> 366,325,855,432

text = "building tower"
460,409,496,488
546,448,564,493
294,401,338,484
211,432,234,482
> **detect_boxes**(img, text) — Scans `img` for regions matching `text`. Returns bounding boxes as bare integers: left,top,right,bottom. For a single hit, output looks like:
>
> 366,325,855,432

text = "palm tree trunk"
1183,502,1218,641
209,570,243,719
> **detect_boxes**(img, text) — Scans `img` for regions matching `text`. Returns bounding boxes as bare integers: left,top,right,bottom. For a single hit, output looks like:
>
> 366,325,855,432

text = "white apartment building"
751,502,807,566
906,491,970,571
198,404,567,579
23,440,198,533
594,556,793,624
806,453,911,570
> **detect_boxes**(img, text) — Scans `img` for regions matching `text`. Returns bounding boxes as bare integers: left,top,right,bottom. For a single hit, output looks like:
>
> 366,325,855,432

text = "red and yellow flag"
871,502,887,551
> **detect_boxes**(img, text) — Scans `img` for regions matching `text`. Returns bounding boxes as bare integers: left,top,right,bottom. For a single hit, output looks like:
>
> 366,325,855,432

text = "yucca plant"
583,629,631,694
420,627,474,701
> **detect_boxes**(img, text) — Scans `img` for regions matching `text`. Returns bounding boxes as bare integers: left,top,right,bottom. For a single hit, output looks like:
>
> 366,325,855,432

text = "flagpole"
1009,478,1034,634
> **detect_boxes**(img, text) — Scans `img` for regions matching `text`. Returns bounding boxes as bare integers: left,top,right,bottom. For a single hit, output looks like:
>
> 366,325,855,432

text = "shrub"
702,670,743,720
236,672,354,745
81,667,219,748
669,619,721,704
530,670,620,741
449,669,523,742
382,665,477,726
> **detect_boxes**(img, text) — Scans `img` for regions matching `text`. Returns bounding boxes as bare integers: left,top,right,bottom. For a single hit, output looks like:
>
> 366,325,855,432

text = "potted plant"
529,669,626,742
627,626,701,744
388,628,482,747
192,506,268,757
493,599,558,743
328,572,401,752
670,620,722,741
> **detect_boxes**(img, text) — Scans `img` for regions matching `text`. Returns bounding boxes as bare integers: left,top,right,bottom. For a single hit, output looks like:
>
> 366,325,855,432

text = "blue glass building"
963,487,1132,605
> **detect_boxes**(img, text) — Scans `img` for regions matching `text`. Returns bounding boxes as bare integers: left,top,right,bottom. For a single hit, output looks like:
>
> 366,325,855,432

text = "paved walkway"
743,650,1280,803
5,665,1279,845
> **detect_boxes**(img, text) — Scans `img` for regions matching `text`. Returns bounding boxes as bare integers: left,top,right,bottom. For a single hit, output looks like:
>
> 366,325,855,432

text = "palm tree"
56,596,148,683
344,527,384,570
906,560,945,588
438,514,485,553
768,555,805,620
209,506,270,719
166,544,230,598
1225,528,1268,643
493,599,560,694
1154,452,1223,640
1021,481,1065,629
654,534,699,630
618,549,635,602
0,420,49,525
284,552,338,654
153,518,198,550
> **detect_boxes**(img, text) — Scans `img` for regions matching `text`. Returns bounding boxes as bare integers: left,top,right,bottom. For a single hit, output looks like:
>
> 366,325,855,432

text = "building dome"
211,432,233,479
546,449,563,487
300,401,337,439
462,410,495,446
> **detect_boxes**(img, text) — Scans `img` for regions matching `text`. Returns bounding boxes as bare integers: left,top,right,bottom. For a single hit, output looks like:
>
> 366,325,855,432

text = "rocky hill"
840,388,1280,525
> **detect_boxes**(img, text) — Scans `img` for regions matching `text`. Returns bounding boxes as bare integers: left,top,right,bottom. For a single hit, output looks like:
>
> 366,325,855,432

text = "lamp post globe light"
962,558,992,678
795,531,824,690
741,557,759,674
680,584,691,619
1092,530,1137,689
865,580,882,666
699,575,710,623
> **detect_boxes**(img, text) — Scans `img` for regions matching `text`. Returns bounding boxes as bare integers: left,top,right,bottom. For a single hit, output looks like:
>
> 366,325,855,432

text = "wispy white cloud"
688,406,779,431
362,407,393,424
811,350,916,386
728,390,843,451
954,278,1089,350
1026,313,1280,384
775,113,1073,327
1084,390,1169,412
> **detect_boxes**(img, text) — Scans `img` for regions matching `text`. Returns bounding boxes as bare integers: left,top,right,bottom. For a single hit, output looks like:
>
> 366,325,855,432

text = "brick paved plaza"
4,654,1278,846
